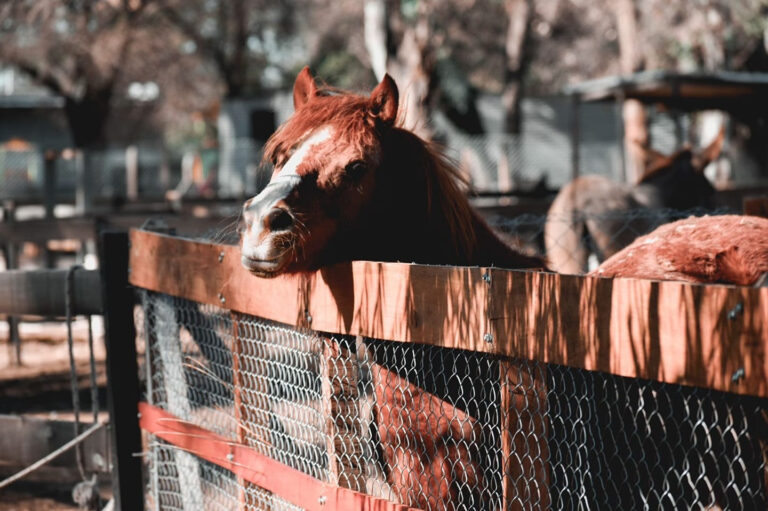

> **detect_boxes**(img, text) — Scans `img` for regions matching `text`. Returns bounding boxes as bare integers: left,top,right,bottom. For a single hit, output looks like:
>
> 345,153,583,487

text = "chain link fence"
138,290,768,511
483,207,734,274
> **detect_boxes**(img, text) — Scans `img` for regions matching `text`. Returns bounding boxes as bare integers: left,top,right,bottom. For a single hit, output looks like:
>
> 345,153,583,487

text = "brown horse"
592,214,768,286
239,67,544,510
240,67,544,277
544,130,725,275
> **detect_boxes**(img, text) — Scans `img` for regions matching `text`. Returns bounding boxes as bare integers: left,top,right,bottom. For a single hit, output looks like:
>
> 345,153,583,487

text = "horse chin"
240,254,292,278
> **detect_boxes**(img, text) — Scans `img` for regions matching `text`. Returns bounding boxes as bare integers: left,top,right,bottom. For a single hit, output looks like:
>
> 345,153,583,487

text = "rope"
0,420,106,491
65,264,87,481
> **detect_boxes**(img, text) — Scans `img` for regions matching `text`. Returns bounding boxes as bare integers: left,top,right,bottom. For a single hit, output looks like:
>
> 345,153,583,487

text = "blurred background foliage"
0,0,767,152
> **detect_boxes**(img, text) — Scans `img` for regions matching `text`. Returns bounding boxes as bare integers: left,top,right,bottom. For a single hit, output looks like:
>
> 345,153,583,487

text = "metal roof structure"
563,70,768,112
0,94,64,109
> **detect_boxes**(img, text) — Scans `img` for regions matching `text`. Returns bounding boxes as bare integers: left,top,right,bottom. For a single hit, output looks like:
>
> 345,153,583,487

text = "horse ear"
630,138,670,170
293,66,317,109
369,74,399,125
692,124,726,172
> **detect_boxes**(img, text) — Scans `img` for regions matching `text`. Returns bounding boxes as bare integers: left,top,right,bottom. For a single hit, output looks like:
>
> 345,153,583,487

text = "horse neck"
466,211,545,268
360,131,544,269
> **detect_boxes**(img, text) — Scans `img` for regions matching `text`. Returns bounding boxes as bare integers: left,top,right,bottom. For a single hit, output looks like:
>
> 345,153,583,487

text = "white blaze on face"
242,126,334,262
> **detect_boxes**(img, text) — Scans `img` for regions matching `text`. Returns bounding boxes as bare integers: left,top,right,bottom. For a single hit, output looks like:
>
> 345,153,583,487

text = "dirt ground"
0,490,78,511
0,319,113,509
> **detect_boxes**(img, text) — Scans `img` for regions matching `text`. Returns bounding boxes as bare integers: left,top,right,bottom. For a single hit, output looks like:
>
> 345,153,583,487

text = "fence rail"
127,229,768,510
129,229,768,398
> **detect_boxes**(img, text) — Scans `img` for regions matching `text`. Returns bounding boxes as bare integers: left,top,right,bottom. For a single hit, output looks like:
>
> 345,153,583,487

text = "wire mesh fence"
483,207,735,275
138,290,768,511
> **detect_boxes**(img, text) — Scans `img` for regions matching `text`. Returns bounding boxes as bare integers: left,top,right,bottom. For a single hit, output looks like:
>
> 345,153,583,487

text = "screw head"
226,453,234,461
483,333,494,343
318,495,327,505
482,272,491,283
728,302,744,320
218,251,225,262
219,293,226,304
731,367,745,383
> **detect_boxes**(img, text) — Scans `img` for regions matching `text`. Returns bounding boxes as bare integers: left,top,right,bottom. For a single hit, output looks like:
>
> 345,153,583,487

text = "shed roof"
564,70,768,112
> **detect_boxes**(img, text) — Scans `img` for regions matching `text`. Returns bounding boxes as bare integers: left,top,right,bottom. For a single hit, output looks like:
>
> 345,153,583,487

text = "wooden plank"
128,230,768,398
488,269,768,398
128,229,491,353
0,269,102,316
0,215,236,244
138,402,419,511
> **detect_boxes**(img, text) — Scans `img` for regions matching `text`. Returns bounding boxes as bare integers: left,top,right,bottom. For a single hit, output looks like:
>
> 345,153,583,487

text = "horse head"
634,126,725,210
240,67,400,277
241,67,543,277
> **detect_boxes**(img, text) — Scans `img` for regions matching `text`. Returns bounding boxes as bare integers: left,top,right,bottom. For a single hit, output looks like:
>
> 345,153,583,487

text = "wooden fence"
121,228,768,510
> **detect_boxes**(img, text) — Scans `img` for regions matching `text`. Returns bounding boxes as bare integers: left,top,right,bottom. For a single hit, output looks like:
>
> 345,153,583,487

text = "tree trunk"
502,0,531,136
63,93,111,150
364,0,436,140
499,0,532,191
615,0,647,183
364,0,388,81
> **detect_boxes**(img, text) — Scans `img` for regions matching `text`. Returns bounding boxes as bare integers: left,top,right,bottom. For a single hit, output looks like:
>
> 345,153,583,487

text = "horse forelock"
263,90,382,167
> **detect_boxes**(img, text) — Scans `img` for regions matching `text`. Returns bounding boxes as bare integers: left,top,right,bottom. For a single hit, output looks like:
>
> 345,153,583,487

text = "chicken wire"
485,207,733,273
138,291,767,511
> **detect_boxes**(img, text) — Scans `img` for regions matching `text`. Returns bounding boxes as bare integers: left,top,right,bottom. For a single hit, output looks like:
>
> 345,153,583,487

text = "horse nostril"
264,208,294,231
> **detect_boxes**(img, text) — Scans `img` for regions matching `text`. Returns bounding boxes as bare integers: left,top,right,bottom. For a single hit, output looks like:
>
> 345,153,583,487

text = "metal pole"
99,230,144,511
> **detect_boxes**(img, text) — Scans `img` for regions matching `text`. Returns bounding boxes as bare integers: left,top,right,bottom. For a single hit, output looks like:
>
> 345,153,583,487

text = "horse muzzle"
240,203,299,277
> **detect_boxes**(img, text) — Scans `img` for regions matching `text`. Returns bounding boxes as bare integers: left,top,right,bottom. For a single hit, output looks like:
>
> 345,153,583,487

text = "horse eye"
345,161,367,179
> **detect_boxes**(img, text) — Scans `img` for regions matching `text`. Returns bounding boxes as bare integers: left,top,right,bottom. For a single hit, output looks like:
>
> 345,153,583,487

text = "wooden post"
125,146,139,202
2,201,20,366
232,314,247,510
615,92,627,183
98,231,144,511
75,150,94,215
500,359,550,510
231,312,270,510
43,151,57,268
153,294,205,509
570,94,580,181
321,339,340,486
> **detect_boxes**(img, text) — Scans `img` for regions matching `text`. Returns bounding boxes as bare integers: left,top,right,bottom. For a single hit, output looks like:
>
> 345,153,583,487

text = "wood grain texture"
129,229,768,397
139,402,419,511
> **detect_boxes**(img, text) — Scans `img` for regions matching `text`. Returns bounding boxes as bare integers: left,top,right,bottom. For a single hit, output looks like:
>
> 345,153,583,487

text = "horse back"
545,175,638,274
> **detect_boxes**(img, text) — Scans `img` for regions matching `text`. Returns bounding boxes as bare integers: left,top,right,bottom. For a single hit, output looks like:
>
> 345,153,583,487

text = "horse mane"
390,127,478,261
263,86,478,263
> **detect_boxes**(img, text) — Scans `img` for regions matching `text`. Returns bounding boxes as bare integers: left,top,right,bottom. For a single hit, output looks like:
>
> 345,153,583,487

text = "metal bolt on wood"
219,293,226,304
483,333,494,343
728,302,744,320
218,251,225,262
732,367,745,383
